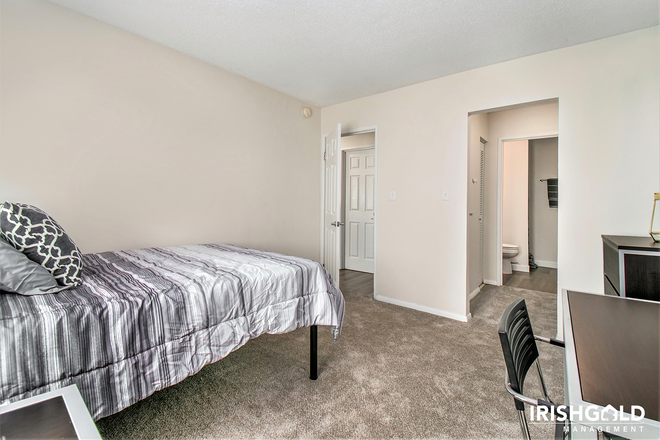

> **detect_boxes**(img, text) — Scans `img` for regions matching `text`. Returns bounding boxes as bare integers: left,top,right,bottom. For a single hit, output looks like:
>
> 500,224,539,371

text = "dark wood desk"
563,290,660,439
602,235,660,301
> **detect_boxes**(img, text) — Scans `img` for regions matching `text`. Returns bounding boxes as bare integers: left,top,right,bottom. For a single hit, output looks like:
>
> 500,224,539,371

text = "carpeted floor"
96,272,563,439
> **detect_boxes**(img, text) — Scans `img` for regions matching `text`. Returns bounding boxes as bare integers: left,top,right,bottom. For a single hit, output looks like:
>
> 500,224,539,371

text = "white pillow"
0,238,68,295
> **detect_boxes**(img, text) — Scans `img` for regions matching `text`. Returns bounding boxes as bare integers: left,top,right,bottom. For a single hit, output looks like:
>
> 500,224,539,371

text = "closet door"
344,148,375,273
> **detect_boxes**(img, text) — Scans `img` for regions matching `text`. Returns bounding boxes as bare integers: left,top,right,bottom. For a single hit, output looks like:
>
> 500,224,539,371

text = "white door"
323,123,342,283
344,148,375,273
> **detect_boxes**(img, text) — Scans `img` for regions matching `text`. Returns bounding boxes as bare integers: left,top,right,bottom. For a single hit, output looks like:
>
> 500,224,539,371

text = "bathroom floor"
502,266,557,294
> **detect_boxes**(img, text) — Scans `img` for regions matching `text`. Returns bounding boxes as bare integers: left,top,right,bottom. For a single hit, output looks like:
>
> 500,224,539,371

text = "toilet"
502,243,520,275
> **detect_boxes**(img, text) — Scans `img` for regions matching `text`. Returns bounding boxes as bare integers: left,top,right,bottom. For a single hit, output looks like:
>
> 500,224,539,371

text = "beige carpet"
96,277,563,439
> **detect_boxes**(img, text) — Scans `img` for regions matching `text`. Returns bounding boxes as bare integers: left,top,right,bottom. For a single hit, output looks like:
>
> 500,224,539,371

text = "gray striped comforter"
0,244,344,420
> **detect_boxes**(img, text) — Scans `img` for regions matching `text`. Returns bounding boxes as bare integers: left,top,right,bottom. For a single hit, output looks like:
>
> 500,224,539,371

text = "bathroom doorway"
501,137,558,293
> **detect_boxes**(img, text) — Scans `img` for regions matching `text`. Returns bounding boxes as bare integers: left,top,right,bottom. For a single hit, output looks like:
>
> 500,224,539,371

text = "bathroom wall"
503,140,529,272
483,102,558,283
529,138,559,267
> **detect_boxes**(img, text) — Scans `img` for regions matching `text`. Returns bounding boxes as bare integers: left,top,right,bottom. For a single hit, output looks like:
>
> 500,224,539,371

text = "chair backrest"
498,298,539,411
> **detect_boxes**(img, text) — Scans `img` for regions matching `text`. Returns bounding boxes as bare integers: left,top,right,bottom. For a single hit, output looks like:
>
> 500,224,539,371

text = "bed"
0,243,345,420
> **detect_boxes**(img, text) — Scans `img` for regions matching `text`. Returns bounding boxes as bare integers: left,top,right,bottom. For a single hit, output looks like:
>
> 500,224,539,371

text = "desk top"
602,235,660,252
0,385,100,439
567,291,660,422
0,396,77,439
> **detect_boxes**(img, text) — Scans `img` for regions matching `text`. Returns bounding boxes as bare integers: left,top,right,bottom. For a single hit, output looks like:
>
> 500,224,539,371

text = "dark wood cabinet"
602,235,660,301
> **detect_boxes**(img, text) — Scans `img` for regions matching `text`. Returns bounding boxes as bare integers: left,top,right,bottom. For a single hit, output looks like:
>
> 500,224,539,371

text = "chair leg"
536,360,550,402
555,419,568,440
517,409,531,440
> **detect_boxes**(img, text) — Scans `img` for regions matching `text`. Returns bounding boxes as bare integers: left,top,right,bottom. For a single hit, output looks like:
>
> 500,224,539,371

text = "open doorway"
501,137,558,293
322,127,378,299
341,133,375,273
466,99,558,317
340,132,376,298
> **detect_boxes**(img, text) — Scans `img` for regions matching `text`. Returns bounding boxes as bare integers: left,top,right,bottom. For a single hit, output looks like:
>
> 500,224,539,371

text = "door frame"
496,132,558,286
321,125,378,297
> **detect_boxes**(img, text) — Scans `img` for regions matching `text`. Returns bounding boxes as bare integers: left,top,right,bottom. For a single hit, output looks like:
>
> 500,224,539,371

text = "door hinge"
324,151,327,160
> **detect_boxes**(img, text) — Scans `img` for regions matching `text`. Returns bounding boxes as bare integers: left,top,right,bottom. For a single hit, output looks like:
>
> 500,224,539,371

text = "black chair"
498,298,566,440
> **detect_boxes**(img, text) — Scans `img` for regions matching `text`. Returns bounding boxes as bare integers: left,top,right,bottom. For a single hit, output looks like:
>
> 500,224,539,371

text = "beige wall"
0,0,322,260
503,140,529,271
483,102,558,283
341,132,375,150
322,27,659,329
529,138,558,267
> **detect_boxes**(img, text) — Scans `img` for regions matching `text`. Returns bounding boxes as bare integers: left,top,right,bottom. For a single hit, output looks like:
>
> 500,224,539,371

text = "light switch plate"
442,189,450,201
389,191,396,201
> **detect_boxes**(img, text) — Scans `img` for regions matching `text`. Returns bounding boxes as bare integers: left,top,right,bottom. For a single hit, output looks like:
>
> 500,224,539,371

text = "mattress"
0,243,344,420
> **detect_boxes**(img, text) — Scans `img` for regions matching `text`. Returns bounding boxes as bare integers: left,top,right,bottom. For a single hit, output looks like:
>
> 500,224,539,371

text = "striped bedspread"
0,244,344,420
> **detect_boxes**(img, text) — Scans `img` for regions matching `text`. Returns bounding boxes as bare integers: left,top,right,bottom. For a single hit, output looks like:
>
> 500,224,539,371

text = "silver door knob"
331,221,344,227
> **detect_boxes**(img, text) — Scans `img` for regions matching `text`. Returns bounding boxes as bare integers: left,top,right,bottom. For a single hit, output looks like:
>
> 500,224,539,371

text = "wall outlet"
389,190,396,201
442,189,450,201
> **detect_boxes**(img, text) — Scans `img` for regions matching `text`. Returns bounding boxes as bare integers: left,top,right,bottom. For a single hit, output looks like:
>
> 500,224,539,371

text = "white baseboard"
374,294,470,322
512,264,530,273
535,260,558,269
483,279,498,286
469,286,481,300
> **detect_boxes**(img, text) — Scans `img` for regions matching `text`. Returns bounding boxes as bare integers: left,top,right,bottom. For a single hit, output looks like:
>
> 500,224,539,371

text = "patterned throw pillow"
0,202,83,287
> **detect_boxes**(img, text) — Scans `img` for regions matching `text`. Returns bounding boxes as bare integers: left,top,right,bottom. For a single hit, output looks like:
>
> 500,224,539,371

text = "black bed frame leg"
310,325,318,380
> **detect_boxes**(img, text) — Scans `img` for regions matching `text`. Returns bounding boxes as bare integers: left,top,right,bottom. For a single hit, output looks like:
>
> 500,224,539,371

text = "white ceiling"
45,0,658,107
